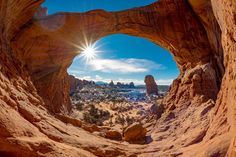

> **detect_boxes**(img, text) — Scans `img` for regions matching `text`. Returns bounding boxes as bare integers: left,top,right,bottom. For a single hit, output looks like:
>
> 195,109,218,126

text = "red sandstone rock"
0,0,235,156
144,75,158,96
150,104,164,119
35,6,48,18
67,75,94,94
82,124,101,133
12,0,220,113
105,129,122,141
123,123,147,144
56,114,82,127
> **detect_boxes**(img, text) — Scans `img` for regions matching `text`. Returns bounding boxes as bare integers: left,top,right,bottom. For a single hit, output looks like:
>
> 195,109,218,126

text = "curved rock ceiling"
12,0,222,113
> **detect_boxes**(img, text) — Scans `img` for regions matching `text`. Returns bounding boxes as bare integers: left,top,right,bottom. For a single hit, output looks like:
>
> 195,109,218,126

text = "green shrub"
83,105,111,125
75,102,84,111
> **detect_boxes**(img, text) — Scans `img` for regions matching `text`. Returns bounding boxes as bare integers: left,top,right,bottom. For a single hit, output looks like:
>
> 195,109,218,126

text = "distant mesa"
109,80,135,89
144,75,158,96
68,75,95,94
69,76,137,95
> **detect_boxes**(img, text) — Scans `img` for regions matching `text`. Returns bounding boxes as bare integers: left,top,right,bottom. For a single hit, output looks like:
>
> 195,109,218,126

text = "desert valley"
69,75,168,144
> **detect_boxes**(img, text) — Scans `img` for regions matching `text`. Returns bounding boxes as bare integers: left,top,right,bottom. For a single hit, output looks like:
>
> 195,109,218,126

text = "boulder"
123,123,147,144
150,104,164,119
105,129,122,141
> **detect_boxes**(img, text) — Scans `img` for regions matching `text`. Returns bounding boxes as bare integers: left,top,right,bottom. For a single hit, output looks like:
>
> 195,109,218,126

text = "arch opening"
67,34,179,144
14,0,222,115
68,34,179,87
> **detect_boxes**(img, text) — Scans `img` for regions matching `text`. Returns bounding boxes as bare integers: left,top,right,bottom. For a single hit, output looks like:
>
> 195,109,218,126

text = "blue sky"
42,0,179,85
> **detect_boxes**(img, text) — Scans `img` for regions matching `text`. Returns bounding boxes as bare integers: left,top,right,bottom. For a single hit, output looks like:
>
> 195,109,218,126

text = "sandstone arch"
0,0,236,156
12,0,222,113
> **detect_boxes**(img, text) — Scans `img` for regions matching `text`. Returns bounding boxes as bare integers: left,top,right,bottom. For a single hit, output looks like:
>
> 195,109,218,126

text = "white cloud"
87,58,164,74
156,79,174,85
79,76,91,80
95,75,103,80
67,69,85,75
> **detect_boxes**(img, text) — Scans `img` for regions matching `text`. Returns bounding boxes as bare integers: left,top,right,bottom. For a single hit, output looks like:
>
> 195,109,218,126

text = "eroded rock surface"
123,123,147,144
0,0,235,156
144,75,158,96
12,0,222,113
68,75,94,94
105,129,122,141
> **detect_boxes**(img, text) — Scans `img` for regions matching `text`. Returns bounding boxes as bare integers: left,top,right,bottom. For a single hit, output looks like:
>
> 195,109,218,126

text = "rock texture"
123,123,147,144
0,0,235,156
105,129,122,141
150,104,164,119
67,75,94,94
144,75,158,96
210,0,236,156
12,0,222,113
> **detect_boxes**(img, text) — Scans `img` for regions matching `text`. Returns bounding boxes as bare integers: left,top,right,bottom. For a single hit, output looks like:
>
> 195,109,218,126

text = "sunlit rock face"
210,0,236,155
144,75,158,96
0,0,235,156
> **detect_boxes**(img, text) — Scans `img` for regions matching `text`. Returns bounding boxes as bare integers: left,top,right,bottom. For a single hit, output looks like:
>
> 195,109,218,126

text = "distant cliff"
67,75,95,94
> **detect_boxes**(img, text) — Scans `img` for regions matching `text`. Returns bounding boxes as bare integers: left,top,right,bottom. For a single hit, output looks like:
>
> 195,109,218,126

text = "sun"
81,45,96,60
72,37,104,63
79,42,101,63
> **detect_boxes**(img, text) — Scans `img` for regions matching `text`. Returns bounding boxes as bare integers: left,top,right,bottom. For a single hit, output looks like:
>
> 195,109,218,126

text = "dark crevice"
185,0,224,89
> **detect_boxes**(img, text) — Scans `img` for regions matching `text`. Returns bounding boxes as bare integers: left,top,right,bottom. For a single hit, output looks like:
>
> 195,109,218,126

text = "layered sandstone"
0,0,235,156
210,0,236,156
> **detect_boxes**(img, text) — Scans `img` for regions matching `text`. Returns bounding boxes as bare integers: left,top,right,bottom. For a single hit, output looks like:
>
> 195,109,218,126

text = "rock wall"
210,0,236,155
0,0,235,156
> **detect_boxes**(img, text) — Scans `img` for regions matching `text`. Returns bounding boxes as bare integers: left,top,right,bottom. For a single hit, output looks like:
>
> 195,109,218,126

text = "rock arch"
12,0,222,113
0,0,235,156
